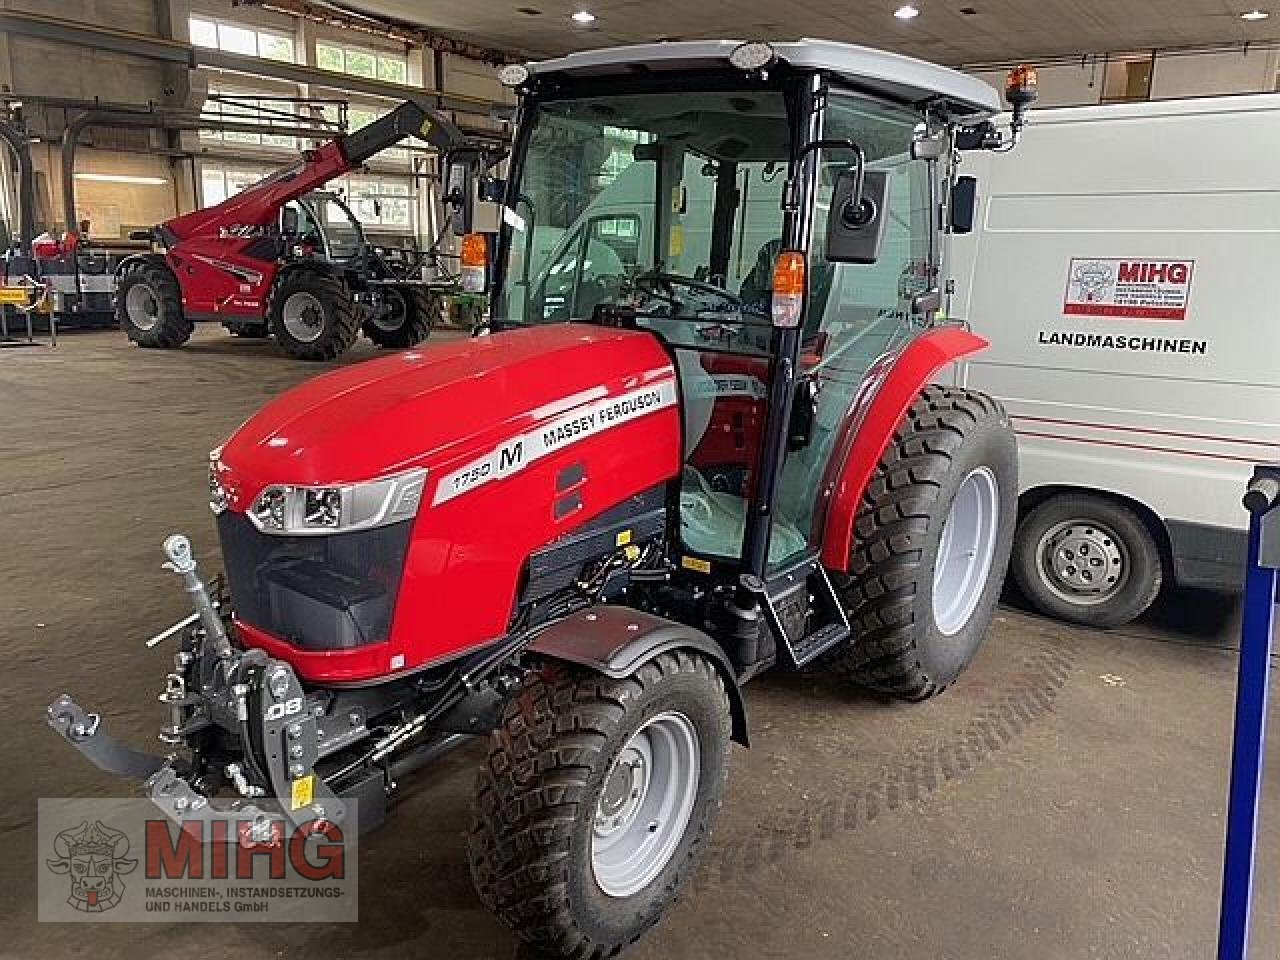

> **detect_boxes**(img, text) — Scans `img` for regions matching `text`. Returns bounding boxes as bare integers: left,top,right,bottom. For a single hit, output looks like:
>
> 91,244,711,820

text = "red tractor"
49,41,1036,956
116,100,473,360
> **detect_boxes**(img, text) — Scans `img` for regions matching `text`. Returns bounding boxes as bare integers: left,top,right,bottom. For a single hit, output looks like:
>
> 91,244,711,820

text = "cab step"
783,621,850,667
763,559,853,668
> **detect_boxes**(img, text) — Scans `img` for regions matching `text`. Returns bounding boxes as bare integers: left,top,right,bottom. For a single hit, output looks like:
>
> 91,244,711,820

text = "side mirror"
444,156,475,236
788,379,819,452
950,176,978,234
825,168,889,265
281,207,299,235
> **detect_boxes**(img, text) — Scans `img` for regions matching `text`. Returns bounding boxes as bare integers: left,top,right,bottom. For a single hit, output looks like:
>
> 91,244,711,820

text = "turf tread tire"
831,384,1016,700
362,286,438,348
117,260,191,348
468,652,731,959
267,269,360,361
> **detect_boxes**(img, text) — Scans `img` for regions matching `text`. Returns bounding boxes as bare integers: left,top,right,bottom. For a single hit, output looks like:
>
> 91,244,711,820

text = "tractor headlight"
208,446,230,515
247,467,427,536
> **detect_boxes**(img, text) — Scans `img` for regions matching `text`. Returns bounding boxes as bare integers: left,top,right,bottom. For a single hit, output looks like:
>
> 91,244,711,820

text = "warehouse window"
329,176,414,231
201,88,301,149
316,42,408,84
189,16,296,62
199,164,273,206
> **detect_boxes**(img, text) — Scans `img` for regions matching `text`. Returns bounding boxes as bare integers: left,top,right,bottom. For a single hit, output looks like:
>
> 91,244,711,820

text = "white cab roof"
526,39,1002,117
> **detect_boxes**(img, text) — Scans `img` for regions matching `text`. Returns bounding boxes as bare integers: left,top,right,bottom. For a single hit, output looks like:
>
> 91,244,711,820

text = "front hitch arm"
46,694,167,779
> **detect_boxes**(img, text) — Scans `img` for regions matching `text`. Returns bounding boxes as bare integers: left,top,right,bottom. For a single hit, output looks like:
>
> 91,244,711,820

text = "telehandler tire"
362,286,438,349
268,269,360,361
117,260,191,348
468,651,731,958
830,385,1017,700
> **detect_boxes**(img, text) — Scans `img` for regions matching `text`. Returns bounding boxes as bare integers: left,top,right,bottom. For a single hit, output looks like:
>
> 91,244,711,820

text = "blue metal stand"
1217,464,1280,960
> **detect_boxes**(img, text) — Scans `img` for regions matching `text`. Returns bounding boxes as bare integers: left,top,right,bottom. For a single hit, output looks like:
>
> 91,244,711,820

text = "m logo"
498,440,524,472
46,820,137,913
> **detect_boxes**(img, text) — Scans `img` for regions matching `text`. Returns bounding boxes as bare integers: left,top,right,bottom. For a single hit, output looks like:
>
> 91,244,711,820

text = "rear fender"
528,605,749,745
819,327,987,572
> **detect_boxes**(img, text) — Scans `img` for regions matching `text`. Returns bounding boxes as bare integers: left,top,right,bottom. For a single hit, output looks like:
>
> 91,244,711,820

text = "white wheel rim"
1035,518,1129,605
591,711,700,898
282,292,326,343
932,466,1000,636
125,282,160,331
371,289,408,332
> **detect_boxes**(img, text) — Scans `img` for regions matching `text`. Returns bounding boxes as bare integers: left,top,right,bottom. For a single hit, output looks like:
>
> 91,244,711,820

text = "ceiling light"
571,10,596,23
894,4,921,19
1241,8,1269,19
74,173,168,185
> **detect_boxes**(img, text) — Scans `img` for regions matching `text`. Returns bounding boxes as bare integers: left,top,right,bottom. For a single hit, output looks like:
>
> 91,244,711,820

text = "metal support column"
1217,463,1280,960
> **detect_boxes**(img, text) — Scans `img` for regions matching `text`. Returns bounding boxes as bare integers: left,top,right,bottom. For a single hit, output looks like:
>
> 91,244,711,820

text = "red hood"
217,324,676,507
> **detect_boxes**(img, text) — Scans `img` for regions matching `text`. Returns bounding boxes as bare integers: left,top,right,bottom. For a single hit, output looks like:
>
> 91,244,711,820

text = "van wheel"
1012,493,1163,628
829,386,1018,700
117,260,191,348
468,653,731,958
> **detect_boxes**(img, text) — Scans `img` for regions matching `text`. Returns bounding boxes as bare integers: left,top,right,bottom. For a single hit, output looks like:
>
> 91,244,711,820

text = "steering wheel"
633,270,742,312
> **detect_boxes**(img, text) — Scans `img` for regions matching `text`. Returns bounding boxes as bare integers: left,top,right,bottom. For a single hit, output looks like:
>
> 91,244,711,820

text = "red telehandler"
117,100,475,360
49,41,1037,957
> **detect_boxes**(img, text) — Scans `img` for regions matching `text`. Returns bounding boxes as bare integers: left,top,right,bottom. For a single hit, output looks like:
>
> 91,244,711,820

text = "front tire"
1011,493,1163,628
362,286,438,348
831,385,1018,700
117,260,191,348
268,270,359,361
468,652,732,958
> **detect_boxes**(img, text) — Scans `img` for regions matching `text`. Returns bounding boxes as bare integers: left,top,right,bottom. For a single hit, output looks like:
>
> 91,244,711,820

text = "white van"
950,94,1280,626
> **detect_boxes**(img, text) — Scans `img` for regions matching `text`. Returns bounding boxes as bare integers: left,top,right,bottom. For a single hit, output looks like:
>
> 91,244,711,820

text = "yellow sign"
681,556,711,574
669,225,685,258
615,529,633,547
290,774,315,811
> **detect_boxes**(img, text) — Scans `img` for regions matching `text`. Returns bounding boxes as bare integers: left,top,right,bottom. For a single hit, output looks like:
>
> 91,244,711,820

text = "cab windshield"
495,88,790,354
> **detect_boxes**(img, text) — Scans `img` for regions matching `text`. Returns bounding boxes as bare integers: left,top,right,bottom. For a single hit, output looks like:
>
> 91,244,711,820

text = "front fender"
527,605,749,745
819,327,987,572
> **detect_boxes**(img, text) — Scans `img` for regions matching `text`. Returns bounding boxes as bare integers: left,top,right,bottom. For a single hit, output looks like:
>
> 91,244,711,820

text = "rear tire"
1011,493,1163,628
116,260,191,348
468,652,731,958
362,286,438,349
830,385,1017,700
268,270,359,361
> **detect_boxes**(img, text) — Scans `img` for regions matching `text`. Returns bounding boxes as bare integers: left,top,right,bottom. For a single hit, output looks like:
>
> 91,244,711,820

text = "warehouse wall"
968,47,1280,107
1150,48,1280,98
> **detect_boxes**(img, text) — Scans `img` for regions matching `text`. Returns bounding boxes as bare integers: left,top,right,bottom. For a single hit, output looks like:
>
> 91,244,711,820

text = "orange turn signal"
771,250,805,327
460,232,487,293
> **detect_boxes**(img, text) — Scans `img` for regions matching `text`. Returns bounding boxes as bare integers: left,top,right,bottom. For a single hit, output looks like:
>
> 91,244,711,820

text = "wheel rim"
591,711,700,898
370,289,408,332
125,282,160,331
932,466,1000,636
282,292,327,343
1036,518,1128,606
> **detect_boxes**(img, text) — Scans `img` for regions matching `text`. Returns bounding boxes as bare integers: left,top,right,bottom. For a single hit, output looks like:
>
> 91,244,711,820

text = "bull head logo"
46,820,137,912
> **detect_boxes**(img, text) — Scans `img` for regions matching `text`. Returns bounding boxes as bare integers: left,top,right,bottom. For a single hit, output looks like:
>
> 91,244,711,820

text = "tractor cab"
491,40,1033,588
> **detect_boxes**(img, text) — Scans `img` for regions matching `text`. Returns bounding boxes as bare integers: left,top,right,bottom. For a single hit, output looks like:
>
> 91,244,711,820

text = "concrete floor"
1,326,1276,959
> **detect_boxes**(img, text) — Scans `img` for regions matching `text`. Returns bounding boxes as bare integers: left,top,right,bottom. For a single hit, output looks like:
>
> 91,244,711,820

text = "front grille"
216,512,412,651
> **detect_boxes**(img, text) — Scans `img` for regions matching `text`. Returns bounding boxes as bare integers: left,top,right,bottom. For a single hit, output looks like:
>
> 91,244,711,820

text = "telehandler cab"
48,40,1036,957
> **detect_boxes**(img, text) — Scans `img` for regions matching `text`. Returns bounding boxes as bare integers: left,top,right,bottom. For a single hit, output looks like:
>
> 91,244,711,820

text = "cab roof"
526,39,1002,118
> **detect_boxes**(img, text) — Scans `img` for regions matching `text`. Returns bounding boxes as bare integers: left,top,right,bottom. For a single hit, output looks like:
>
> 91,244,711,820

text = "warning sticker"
1063,258,1194,322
